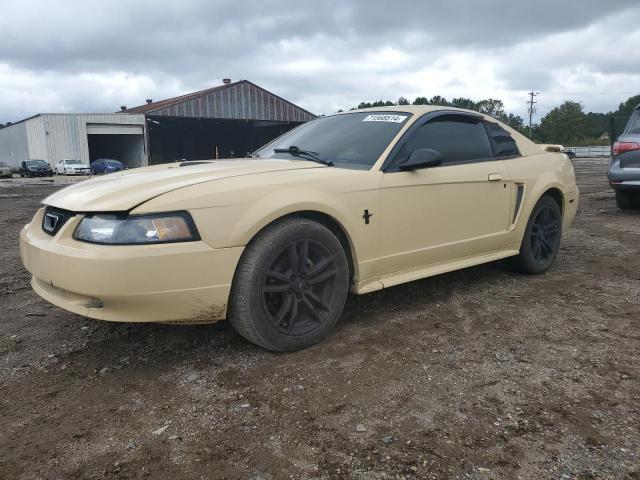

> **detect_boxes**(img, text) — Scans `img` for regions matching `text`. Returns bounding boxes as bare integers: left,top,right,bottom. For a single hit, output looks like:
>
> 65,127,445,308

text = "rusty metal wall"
147,82,315,122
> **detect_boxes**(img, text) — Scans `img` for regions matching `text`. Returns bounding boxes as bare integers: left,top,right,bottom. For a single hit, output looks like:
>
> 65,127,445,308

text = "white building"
0,113,147,169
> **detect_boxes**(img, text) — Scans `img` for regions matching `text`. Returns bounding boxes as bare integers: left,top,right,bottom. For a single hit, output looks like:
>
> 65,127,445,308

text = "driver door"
378,113,512,278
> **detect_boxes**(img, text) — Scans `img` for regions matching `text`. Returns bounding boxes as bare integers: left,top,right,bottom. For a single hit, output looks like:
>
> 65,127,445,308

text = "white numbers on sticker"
362,114,408,123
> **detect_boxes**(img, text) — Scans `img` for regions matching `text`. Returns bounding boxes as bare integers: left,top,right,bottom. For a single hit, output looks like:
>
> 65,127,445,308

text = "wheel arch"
241,209,358,283
541,187,564,214
514,181,567,246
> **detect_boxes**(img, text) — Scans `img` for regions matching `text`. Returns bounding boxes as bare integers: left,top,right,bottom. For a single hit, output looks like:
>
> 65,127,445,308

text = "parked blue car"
90,159,126,175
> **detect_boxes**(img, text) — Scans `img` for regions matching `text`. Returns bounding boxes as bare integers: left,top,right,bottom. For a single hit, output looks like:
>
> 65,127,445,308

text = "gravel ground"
0,159,639,479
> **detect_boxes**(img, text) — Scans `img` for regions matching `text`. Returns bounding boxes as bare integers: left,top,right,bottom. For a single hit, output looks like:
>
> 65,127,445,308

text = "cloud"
0,0,638,122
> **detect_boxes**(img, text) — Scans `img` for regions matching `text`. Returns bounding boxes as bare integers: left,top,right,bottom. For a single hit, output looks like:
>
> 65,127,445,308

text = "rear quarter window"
484,122,520,157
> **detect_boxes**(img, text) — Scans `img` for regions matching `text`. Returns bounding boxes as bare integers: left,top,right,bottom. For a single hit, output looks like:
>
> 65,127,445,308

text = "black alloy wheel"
262,238,339,337
529,204,561,264
228,218,349,352
508,195,563,274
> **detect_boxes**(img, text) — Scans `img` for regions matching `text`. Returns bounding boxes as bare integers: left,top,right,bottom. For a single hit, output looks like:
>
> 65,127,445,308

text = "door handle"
488,173,502,181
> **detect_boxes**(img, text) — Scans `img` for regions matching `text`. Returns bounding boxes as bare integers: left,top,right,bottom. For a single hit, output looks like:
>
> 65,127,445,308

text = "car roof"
340,105,470,115
336,105,543,157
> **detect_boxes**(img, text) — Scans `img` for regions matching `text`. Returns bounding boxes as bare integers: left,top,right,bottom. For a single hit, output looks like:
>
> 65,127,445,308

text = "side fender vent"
513,184,525,224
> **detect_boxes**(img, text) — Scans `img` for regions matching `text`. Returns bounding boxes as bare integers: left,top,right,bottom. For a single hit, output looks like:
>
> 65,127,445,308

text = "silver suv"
608,104,640,209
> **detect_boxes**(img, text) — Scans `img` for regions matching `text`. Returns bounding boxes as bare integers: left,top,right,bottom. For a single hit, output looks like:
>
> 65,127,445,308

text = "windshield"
66,160,84,165
626,110,640,134
26,160,48,166
254,111,412,169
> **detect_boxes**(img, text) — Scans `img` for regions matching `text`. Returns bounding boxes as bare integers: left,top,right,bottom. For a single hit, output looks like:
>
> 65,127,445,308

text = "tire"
228,217,350,352
508,195,562,274
615,190,638,210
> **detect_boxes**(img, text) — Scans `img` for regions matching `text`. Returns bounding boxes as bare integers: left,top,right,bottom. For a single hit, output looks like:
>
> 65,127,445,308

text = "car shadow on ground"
57,259,515,370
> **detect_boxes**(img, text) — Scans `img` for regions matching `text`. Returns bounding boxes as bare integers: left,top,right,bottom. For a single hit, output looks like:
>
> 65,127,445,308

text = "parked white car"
0,161,12,178
55,159,90,176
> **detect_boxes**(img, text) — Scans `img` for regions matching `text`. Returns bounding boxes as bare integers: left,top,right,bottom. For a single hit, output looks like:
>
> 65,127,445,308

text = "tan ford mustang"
20,106,578,351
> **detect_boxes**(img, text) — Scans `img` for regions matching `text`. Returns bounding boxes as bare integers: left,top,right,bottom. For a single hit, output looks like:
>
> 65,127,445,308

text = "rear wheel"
228,218,349,352
615,190,639,210
509,195,562,274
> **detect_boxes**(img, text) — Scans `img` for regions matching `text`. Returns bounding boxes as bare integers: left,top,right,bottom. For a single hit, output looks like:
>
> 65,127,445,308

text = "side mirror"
399,148,443,171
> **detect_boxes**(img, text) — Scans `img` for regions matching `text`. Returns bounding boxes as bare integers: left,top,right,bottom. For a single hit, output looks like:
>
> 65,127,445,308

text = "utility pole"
527,91,538,138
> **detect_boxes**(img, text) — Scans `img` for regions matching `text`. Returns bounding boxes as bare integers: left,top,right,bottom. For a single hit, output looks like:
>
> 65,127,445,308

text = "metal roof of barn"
123,80,316,122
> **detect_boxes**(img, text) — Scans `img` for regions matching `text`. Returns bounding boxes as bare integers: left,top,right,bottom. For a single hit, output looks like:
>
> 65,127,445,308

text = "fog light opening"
85,298,104,309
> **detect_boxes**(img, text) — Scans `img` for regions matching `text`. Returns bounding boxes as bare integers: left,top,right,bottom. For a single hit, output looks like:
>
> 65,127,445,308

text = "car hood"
43,159,323,212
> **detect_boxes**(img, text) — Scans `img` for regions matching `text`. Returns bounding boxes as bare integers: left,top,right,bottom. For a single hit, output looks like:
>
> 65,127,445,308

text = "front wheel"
508,195,562,274
228,218,350,352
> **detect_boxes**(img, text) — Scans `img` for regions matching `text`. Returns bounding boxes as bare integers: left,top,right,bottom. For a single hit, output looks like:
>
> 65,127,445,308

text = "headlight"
73,212,200,245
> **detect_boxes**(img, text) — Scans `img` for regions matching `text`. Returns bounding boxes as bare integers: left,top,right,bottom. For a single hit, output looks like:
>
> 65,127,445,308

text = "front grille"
42,206,75,236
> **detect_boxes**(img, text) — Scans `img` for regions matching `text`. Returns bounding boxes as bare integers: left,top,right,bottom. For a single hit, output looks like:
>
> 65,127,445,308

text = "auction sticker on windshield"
362,114,408,123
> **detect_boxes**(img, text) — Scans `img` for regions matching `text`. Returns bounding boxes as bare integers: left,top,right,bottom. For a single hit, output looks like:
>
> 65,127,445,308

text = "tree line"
343,94,640,146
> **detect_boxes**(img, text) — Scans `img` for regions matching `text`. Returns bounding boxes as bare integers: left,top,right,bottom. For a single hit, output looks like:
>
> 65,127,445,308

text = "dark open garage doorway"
86,124,146,168
146,116,303,165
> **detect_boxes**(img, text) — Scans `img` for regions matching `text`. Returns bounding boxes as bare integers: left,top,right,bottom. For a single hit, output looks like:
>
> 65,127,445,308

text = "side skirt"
351,248,520,294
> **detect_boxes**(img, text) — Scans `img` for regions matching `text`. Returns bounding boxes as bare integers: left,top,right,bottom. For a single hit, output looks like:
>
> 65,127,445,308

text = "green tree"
398,97,410,105
428,95,449,106
412,96,429,105
475,98,505,118
615,95,640,116
502,113,525,132
450,97,477,110
610,94,640,138
538,101,587,145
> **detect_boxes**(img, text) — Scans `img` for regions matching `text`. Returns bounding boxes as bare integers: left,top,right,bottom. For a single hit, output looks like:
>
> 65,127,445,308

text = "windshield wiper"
273,145,334,166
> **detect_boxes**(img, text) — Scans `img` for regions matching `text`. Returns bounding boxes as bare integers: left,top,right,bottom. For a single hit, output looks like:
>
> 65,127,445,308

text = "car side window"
394,114,493,166
484,121,520,157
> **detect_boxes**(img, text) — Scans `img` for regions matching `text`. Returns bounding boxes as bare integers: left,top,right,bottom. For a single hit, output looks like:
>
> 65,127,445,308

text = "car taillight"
612,141,640,155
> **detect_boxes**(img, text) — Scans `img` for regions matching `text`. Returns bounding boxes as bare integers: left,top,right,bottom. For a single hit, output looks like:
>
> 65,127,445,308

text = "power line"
537,91,639,96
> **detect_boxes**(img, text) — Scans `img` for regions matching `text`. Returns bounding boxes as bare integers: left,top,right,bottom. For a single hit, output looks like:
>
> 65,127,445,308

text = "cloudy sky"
1,0,639,123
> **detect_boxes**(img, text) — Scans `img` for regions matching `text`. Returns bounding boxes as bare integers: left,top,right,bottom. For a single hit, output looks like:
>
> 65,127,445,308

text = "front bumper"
28,170,53,176
563,189,579,229
20,208,243,323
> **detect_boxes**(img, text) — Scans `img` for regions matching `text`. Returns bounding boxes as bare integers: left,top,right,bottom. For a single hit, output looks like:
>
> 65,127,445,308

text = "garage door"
86,124,144,135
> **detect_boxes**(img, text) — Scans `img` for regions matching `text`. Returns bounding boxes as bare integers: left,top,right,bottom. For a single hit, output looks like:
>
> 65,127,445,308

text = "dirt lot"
1,159,638,479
